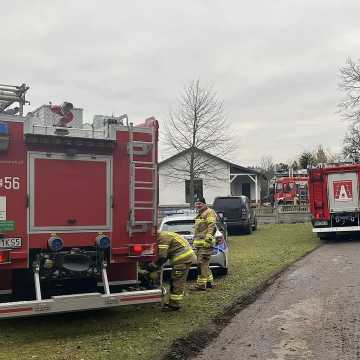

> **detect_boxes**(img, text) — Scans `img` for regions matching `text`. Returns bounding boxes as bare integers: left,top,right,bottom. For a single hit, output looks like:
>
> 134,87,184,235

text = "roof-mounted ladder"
127,120,157,236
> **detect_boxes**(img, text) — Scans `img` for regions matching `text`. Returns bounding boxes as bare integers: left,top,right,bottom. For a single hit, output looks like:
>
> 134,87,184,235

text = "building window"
185,179,203,203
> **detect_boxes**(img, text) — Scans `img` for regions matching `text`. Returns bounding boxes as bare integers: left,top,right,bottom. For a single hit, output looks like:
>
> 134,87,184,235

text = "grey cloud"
1,0,359,164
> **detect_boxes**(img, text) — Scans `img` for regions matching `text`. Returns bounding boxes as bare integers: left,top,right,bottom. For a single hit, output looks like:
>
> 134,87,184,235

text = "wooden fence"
159,205,312,225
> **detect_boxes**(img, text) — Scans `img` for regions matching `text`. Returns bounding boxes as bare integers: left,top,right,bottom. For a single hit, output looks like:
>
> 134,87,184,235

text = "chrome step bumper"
0,289,162,319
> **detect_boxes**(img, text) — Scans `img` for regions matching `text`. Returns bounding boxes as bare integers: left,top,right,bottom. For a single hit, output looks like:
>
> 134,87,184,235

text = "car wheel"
252,217,257,231
218,267,228,276
245,222,252,235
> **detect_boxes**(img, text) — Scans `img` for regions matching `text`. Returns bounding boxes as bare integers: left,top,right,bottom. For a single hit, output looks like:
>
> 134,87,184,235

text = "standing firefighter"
148,231,196,311
193,197,217,290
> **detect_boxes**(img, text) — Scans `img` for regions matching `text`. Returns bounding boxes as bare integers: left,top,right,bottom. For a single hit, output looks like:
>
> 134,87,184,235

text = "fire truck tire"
317,232,335,241
12,269,35,301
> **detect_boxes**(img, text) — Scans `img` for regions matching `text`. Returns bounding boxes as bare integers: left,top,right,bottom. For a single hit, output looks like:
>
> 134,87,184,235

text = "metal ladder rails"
127,121,157,237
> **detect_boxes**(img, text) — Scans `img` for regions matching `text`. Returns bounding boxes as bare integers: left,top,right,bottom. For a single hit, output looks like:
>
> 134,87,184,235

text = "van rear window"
162,220,195,234
213,198,244,211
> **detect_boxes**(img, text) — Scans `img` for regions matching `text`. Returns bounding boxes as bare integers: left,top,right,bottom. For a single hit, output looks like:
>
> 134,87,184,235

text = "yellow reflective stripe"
170,293,184,301
174,235,188,248
193,240,206,246
197,277,207,284
207,274,213,281
158,244,169,249
172,248,194,263
194,240,211,248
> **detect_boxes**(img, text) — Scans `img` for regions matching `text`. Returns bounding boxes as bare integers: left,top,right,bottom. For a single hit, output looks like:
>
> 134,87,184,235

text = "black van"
213,196,257,235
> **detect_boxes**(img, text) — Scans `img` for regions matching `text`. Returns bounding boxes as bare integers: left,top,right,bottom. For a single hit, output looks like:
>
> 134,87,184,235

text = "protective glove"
149,271,160,282
146,262,158,272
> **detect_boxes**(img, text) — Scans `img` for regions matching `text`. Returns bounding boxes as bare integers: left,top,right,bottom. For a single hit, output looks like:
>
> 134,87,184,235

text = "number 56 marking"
3,177,20,190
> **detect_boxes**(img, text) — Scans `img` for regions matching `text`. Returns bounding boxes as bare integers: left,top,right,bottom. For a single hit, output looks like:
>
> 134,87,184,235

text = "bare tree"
164,80,234,207
339,57,360,122
314,145,328,164
258,156,275,200
344,123,360,162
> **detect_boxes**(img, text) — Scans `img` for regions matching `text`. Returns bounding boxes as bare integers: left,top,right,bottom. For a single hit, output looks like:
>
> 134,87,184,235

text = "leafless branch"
339,57,360,122
162,81,236,205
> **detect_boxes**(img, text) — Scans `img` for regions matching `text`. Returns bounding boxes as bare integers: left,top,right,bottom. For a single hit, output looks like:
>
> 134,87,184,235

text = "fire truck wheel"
317,232,335,241
12,269,35,301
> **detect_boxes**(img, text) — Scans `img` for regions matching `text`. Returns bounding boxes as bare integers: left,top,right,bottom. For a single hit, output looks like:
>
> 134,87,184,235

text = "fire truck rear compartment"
0,102,162,318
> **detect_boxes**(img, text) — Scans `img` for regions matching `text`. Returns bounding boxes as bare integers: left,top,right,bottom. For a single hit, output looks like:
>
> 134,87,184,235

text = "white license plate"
0,237,21,248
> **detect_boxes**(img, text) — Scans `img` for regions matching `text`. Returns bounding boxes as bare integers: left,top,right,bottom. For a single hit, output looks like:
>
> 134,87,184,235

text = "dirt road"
195,240,360,360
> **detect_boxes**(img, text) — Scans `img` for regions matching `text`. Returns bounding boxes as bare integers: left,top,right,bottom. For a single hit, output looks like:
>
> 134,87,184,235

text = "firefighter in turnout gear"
192,197,217,290
147,231,196,311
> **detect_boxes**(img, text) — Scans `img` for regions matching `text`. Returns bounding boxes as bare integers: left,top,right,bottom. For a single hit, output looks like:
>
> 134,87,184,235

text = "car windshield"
162,220,195,234
213,197,244,211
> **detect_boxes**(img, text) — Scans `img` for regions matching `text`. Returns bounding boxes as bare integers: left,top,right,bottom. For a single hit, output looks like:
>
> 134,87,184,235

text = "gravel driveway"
194,240,360,360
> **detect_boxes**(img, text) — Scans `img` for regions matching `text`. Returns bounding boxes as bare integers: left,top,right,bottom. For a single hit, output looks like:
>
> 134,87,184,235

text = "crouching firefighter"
192,197,217,291
147,231,196,311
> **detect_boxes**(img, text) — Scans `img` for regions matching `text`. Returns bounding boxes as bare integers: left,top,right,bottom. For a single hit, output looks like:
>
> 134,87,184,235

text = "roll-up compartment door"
29,153,112,232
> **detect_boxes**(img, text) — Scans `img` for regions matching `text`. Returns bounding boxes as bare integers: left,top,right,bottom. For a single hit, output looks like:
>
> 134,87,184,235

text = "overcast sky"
1,0,358,166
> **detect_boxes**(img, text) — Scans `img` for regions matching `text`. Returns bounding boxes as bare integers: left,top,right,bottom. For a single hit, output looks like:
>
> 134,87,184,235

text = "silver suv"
159,211,229,275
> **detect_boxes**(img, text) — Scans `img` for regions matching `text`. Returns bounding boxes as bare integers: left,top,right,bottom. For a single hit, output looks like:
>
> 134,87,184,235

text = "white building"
159,149,263,206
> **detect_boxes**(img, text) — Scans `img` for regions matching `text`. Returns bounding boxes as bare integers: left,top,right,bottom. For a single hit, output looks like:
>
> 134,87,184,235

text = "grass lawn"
0,223,320,360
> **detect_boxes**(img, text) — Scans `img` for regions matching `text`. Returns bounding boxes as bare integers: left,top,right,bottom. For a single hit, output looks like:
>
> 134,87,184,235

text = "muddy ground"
185,239,360,360
191,240,360,360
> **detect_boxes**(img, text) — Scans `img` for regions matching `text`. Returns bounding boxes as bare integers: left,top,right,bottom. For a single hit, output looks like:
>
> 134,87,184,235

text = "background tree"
339,57,360,122
343,123,360,162
164,80,233,207
258,156,275,201
314,145,328,164
274,162,289,176
299,151,316,169
291,160,299,171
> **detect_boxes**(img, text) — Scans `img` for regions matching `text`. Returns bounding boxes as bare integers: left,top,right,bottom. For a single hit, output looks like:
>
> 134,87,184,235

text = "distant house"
159,149,263,206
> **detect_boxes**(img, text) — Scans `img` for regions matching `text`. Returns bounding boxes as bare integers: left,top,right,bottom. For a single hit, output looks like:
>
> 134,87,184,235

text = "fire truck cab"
309,163,360,239
0,93,162,318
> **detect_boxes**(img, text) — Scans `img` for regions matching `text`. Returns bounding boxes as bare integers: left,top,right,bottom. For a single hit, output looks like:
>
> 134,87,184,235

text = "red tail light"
133,245,143,254
129,244,155,257
315,212,322,220
0,250,10,264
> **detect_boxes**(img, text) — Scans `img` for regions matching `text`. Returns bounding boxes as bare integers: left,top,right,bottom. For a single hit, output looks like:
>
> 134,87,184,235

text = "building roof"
159,148,264,177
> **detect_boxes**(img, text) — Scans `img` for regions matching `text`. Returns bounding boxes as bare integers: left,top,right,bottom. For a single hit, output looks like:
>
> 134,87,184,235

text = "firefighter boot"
206,272,215,289
161,303,181,311
168,264,189,307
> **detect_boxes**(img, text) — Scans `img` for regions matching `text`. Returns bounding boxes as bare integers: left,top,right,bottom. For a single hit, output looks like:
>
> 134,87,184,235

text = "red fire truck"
274,176,308,205
309,163,360,239
0,100,162,318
